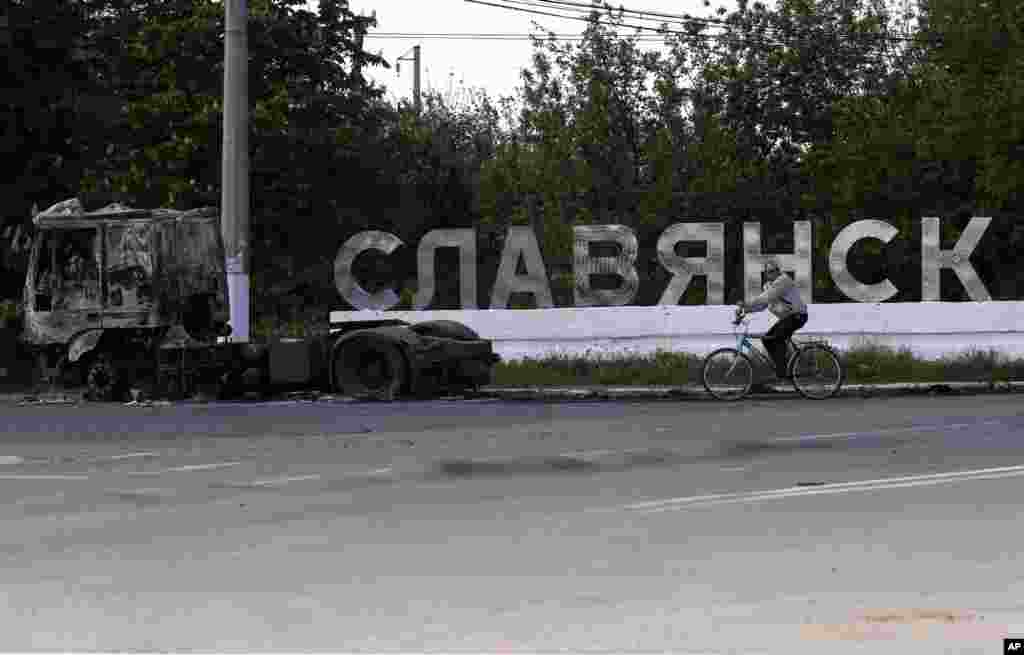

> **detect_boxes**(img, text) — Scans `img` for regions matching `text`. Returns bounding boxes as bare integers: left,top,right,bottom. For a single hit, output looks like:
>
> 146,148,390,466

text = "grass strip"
493,345,1024,387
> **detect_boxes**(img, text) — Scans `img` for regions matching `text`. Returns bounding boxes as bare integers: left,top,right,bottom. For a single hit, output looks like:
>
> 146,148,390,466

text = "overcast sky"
332,0,744,104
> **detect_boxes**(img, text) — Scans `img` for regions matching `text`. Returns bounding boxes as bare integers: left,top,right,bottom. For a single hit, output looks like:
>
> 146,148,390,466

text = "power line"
465,0,720,36
457,0,922,74
525,0,926,42
463,0,793,51
515,0,734,28
501,0,756,40
464,0,930,45
367,29,904,71
367,32,670,41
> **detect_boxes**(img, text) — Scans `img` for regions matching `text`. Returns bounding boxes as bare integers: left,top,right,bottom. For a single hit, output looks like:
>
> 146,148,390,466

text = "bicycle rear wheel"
790,344,843,399
702,348,754,400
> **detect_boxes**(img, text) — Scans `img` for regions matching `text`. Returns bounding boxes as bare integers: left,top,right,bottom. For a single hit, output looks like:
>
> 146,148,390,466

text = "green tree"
0,0,110,218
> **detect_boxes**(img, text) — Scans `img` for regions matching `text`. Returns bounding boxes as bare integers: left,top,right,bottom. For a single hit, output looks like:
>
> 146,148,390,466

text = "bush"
492,344,1024,386
494,349,702,387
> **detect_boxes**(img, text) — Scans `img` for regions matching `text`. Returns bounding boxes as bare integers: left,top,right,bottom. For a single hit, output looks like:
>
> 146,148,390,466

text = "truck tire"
333,339,406,400
410,320,479,341
85,353,123,402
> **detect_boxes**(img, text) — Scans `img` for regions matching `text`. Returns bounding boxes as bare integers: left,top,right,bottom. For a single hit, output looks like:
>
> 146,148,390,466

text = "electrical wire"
465,0,930,46
367,32,669,41
465,0,797,51
521,0,924,42
462,0,928,74
360,0,928,81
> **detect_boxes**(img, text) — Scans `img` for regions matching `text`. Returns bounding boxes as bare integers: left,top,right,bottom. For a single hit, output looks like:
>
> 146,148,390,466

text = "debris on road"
17,395,79,406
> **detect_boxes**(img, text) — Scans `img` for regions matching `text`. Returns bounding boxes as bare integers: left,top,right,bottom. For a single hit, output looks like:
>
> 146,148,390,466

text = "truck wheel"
411,320,479,341
334,339,406,400
85,353,123,402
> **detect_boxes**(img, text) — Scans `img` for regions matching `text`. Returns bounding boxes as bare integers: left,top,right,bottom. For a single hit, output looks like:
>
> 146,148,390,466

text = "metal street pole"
413,45,421,114
397,45,422,113
221,0,250,342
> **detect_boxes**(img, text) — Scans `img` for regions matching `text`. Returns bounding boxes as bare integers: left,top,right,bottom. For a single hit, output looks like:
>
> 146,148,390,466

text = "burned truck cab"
23,199,230,400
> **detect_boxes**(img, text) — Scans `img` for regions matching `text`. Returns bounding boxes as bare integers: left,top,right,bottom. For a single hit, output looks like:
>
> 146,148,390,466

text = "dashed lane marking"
563,449,616,460
105,487,177,498
214,468,392,489
97,452,159,461
216,474,323,489
127,461,242,476
624,463,1024,513
775,419,1002,442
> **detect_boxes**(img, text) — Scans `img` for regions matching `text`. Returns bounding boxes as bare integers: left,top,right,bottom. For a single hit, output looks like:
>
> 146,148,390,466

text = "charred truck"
21,199,499,401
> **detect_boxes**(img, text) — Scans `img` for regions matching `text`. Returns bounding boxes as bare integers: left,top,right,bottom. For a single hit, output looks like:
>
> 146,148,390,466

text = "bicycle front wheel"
702,348,754,400
790,344,843,400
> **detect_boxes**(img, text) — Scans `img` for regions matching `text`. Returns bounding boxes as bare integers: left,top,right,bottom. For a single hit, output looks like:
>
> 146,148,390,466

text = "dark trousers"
762,312,808,377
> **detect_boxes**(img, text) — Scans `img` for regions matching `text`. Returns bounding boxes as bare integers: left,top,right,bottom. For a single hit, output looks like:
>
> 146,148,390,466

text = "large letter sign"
657,222,726,305
921,216,992,301
333,216,997,309
574,225,640,307
334,231,404,310
490,225,554,309
413,229,478,310
829,219,901,302
743,221,813,302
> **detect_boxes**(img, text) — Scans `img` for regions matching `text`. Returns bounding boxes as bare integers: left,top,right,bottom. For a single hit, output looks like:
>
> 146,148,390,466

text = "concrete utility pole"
397,45,421,113
413,45,421,113
221,0,250,342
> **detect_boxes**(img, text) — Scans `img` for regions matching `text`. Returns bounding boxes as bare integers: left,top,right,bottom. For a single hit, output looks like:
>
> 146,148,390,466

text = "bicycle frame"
727,315,786,377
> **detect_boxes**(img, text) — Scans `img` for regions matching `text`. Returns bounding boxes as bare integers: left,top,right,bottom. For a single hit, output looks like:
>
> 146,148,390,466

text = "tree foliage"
3,0,1024,309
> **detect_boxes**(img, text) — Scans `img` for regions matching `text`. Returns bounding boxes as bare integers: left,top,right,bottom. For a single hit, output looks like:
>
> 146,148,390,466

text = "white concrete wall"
330,302,1024,362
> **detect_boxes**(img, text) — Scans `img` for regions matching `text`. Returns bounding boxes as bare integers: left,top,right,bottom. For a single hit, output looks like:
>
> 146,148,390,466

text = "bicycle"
701,313,844,400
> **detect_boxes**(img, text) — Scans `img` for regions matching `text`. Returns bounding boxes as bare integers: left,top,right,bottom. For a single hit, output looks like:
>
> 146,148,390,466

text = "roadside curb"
2,380,1023,405
478,380,1024,402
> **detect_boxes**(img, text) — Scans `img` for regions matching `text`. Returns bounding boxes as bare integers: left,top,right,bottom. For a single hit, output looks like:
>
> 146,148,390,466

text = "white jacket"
748,273,807,319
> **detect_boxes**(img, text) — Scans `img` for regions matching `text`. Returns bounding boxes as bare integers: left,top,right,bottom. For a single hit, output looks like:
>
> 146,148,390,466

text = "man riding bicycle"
735,259,808,381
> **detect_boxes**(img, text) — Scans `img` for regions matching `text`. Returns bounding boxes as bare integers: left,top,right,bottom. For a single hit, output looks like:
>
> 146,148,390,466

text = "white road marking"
96,451,158,462
106,487,176,497
219,467,393,488
772,422,979,442
128,461,241,475
0,474,89,481
564,447,659,459
626,464,1024,513
219,474,323,488
0,456,24,465
564,449,616,460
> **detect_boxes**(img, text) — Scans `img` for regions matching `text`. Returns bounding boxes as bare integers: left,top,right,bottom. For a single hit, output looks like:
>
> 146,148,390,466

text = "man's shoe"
749,382,777,394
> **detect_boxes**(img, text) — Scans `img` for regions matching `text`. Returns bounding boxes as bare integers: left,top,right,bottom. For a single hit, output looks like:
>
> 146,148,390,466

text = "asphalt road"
0,394,1022,653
